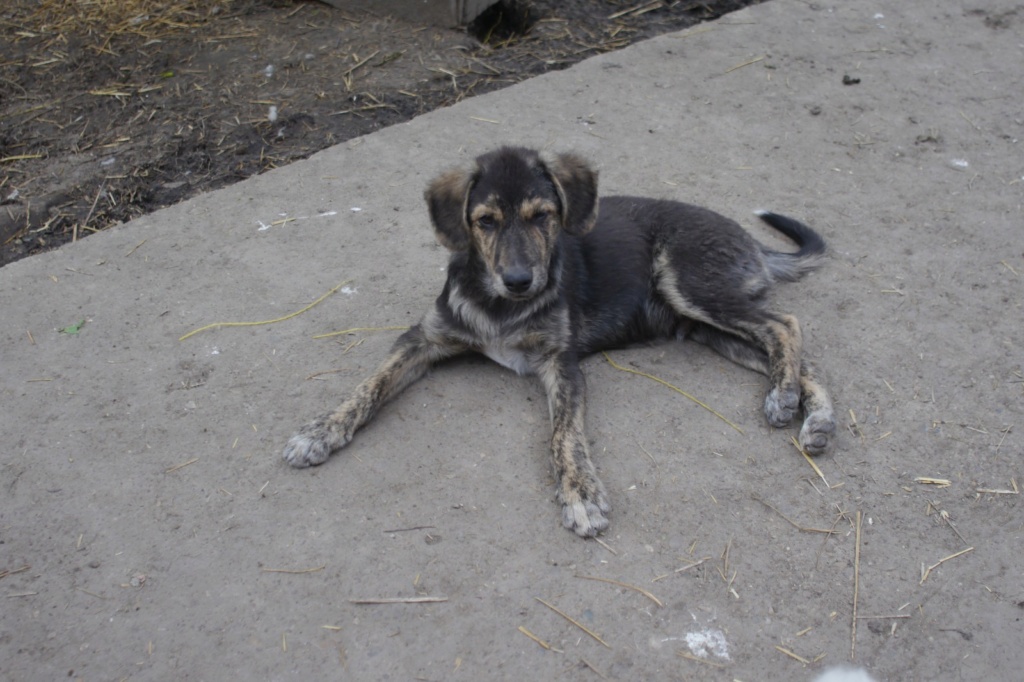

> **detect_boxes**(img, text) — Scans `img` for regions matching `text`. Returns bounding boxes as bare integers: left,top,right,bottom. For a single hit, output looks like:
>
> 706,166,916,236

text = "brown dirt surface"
0,0,760,266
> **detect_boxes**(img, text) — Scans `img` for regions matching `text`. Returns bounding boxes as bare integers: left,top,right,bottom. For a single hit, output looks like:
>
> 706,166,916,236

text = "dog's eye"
476,215,498,230
530,210,551,224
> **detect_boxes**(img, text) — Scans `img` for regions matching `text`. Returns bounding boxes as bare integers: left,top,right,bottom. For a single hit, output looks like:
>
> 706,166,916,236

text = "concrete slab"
2,1,1021,679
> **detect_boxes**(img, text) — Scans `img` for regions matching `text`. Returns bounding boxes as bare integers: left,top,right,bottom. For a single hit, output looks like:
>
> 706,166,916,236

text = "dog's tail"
755,210,827,282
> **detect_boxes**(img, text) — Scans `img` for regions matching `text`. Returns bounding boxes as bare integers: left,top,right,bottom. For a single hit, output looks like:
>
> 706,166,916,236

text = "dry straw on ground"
179,280,350,341
575,574,663,607
535,597,610,649
20,0,233,52
349,596,449,604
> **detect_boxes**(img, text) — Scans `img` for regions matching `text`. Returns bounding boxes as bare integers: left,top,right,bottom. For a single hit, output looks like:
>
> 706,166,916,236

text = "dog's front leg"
538,353,611,537
283,323,457,467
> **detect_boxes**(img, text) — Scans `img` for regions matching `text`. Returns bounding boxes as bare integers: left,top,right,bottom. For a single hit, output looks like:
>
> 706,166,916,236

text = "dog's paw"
561,498,611,538
799,410,836,455
281,416,350,468
764,385,800,427
558,485,611,538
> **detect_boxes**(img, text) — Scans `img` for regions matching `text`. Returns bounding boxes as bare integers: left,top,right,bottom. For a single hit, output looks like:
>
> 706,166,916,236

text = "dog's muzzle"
493,265,547,300
501,266,533,296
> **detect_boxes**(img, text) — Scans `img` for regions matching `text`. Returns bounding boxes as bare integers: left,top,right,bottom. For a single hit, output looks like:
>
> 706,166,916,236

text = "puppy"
283,146,835,537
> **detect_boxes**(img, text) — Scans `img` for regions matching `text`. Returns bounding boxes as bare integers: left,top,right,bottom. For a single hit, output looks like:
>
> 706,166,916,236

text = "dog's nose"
502,267,533,295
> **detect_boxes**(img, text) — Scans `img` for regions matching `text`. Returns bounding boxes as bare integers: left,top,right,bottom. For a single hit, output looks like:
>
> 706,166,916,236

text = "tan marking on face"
468,196,561,299
511,198,559,278
518,197,559,222
519,197,561,248
468,196,503,277
469,197,503,227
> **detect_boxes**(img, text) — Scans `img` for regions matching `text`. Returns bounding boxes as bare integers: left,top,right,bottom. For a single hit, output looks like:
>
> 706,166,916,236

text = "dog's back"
568,196,825,354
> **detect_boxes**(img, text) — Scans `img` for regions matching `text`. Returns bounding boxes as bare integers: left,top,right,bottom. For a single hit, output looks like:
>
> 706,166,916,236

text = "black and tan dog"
283,146,836,537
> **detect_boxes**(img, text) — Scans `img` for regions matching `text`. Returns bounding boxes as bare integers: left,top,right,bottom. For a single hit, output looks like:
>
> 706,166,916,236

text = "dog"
282,146,836,537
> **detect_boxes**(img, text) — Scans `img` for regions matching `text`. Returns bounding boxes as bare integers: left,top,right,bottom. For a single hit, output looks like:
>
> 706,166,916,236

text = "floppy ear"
425,168,473,252
546,153,599,236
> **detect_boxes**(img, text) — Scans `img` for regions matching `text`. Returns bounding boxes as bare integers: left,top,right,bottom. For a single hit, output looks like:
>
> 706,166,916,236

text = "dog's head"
425,146,598,300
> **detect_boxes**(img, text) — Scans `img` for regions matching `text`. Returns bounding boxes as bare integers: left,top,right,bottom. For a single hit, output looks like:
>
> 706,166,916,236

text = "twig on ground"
608,1,663,20
775,645,810,664
928,503,969,546
164,457,198,473
580,657,608,678
851,510,862,661
123,239,147,257
791,437,830,487
342,50,381,80
651,556,711,582
0,565,31,581
634,438,658,466
976,478,1019,495
920,547,974,585
725,55,765,73
517,625,555,651
349,596,448,604
575,575,663,607
261,565,325,574
382,525,436,533
179,280,350,341
754,495,837,534
602,352,743,433
535,597,610,648
313,325,408,340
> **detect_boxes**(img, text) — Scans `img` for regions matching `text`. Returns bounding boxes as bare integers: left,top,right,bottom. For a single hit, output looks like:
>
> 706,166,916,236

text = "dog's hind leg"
797,359,835,455
688,315,800,425
283,320,459,467
756,313,804,429
688,323,770,375
689,321,834,453
655,255,802,427
537,353,610,537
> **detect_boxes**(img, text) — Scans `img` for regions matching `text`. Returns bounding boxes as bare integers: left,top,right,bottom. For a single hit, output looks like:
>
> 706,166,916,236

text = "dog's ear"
546,153,599,236
425,169,473,252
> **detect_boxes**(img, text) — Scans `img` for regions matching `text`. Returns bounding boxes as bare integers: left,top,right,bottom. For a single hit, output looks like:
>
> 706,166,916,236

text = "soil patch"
1,0,760,266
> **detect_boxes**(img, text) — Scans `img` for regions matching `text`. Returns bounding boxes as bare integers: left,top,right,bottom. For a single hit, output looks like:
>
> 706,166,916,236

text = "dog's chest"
481,339,533,376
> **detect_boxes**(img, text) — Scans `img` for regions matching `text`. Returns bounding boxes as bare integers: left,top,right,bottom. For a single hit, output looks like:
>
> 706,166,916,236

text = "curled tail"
755,210,827,282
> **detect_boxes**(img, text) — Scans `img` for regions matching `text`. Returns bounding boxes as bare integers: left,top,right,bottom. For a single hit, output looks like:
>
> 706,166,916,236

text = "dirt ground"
0,0,757,266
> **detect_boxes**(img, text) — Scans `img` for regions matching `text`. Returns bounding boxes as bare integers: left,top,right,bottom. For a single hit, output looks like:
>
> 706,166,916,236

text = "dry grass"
15,0,232,52
179,280,350,342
